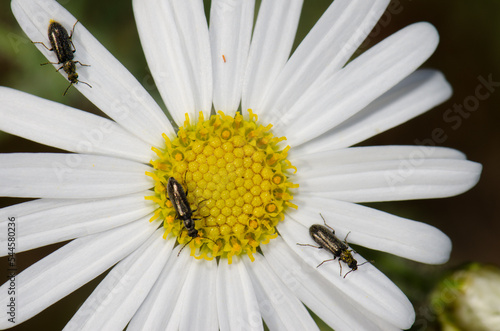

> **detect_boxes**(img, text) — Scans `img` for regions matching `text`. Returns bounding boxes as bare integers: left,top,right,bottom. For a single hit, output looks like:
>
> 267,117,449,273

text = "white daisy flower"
0,0,482,330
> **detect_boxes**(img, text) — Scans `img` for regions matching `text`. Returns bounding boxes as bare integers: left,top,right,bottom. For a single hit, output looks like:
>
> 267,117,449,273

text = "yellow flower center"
146,110,297,263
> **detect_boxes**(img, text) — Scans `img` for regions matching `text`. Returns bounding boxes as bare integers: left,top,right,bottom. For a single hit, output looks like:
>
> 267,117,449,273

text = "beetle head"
188,228,199,238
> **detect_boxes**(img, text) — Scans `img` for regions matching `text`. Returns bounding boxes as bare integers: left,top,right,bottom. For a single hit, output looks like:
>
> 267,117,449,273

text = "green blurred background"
0,1,499,330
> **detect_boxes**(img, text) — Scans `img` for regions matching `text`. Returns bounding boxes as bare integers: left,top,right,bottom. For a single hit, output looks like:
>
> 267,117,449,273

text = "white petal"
243,254,319,331
0,153,153,199
165,291,184,331
64,230,174,331
291,144,468,181
178,258,218,331
274,22,440,146
260,0,389,118
241,0,303,112
0,216,157,329
292,147,482,202
12,0,173,147
0,197,77,217
0,191,156,255
290,145,467,164
210,0,255,115
133,0,212,124
261,237,413,330
217,257,263,331
128,246,191,331
288,196,452,264
0,87,155,163
276,223,415,329
293,70,453,153
170,0,212,116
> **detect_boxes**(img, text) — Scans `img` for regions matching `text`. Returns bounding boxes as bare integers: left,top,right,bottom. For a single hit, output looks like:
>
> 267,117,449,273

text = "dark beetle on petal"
297,214,371,278
32,20,92,95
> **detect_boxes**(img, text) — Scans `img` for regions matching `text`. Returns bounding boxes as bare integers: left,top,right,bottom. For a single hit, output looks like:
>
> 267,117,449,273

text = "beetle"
297,214,370,278
166,177,216,255
166,177,199,239
32,20,92,95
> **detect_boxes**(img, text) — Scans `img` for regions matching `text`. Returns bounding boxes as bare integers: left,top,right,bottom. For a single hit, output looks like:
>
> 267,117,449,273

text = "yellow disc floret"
146,110,297,263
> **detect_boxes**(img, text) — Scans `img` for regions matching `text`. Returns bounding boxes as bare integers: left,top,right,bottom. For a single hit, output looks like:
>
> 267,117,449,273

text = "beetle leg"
39,61,59,67
319,213,335,232
68,20,80,52
192,208,209,218
73,61,90,67
343,231,352,243
69,20,80,39
201,236,217,246
296,243,322,249
192,198,209,217
317,258,335,268
197,198,208,207
32,41,53,51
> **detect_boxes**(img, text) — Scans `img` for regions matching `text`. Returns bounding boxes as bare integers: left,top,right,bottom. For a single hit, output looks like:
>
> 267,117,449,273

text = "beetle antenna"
177,236,218,257
63,82,73,96
358,260,373,267
343,260,373,278
78,80,92,89
177,237,195,256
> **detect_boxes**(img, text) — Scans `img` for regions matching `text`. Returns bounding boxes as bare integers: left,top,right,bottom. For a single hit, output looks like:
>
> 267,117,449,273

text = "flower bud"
431,263,500,331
